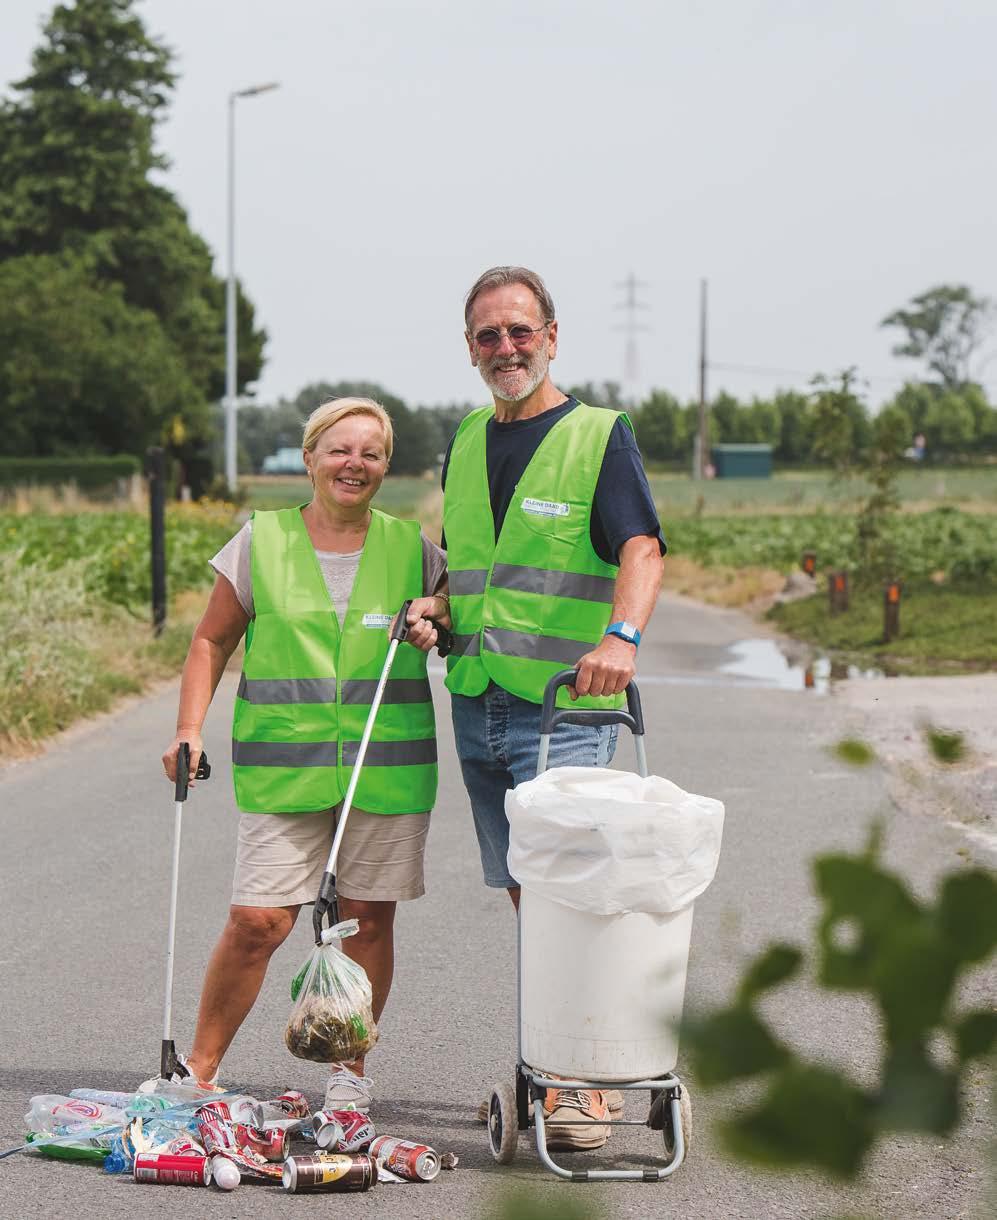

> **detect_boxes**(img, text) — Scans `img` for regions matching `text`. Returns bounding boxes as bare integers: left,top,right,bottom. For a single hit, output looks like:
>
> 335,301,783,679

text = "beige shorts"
231,806,429,908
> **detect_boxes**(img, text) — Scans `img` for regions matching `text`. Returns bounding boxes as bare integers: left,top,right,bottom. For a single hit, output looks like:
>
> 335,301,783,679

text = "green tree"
0,0,265,457
708,390,741,444
881,284,995,389
772,390,813,463
889,380,939,436
291,381,436,476
924,391,976,455
565,380,625,411
633,390,686,461
0,253,200,456
809,369,871,473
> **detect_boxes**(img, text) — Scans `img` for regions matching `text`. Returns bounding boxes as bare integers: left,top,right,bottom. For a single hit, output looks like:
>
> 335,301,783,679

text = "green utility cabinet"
711,444,773,478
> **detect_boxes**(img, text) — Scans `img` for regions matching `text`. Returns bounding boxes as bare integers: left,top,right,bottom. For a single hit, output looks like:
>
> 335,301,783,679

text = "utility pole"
615,272,649,409
696,278,709,479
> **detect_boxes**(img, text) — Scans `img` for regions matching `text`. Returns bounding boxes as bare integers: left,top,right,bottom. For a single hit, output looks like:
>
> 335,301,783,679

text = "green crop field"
649,466,997,517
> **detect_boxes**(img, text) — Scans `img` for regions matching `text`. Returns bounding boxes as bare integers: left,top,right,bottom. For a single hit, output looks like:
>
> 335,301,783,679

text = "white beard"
480,347,550,402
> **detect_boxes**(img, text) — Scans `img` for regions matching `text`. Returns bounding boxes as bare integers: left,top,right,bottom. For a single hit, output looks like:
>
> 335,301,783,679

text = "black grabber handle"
392,598,454,657
539,668,645,737
175,742,211,802
313,871,338,944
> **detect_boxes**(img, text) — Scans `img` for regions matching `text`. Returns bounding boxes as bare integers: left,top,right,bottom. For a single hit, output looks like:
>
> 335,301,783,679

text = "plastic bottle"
71,1089,171,1114
103,1134,130,1174
24,1095,127,1134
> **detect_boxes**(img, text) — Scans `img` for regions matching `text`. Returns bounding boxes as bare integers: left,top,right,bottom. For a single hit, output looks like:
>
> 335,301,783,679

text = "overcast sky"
4,0,996,410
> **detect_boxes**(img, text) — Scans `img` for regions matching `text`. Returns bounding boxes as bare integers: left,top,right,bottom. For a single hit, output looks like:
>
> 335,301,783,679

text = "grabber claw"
312,870,339,944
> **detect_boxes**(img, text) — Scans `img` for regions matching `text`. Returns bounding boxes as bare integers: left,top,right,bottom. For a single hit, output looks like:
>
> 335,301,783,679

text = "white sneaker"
324,1065,373,1112
137,1053,221,1094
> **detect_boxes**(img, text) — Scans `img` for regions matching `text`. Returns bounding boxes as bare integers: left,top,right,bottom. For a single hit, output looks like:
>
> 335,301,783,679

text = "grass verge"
767,582,997,675
0,552,207,758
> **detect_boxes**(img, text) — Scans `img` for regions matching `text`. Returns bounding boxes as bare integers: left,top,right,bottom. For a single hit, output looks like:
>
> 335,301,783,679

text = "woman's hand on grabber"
163,730,204,787
395,596,451,653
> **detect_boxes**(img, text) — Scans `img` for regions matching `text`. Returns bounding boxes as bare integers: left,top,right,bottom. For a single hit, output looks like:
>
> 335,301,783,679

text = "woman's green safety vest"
231,507,437,815
443,402,627,710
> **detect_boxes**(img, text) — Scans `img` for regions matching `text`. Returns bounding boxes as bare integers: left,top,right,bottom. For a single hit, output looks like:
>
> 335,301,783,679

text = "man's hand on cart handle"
571,636,637,700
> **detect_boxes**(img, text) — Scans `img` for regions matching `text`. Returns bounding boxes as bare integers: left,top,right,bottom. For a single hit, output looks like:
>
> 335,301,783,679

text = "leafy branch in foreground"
683,831,997,1179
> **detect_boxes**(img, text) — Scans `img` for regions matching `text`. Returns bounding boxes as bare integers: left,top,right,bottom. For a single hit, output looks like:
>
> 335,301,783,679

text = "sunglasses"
472,323,549,350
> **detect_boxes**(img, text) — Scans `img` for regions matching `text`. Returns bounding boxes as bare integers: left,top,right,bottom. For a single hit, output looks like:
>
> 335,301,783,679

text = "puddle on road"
719,639,886,694
432,640,889,695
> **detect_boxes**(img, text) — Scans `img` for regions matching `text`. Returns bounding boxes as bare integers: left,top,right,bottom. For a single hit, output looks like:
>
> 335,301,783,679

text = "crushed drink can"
369,1135,440,1181
133,1152,210,1186
254,1091,310,1123
313,1108,375,1151
281,1153,376,1193
232,1122,288,1162
161,1135,204,1157
310,1111,343,1150
196,1116,282,1181
194,1100,233,1127
262,1116,315,1144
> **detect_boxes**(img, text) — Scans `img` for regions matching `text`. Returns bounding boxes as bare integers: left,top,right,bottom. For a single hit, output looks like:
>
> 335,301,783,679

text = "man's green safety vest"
231,507,437,814
443,402,627,710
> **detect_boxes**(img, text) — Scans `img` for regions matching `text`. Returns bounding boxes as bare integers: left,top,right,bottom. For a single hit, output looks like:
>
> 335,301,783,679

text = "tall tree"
881,284,995,389
0,0,265,457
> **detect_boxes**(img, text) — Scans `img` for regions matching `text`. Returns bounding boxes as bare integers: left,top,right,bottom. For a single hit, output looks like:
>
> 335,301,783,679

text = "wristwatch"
604,621,641,647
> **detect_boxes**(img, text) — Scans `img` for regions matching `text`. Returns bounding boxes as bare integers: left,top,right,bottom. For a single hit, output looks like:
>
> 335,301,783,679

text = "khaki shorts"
231,806,429,908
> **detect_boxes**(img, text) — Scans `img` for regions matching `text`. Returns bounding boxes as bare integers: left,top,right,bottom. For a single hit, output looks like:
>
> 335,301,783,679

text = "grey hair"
464,266,556,331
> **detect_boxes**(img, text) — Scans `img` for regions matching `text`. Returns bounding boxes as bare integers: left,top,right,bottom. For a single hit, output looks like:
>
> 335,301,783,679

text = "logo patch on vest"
521,497,570,518
362,613,393,628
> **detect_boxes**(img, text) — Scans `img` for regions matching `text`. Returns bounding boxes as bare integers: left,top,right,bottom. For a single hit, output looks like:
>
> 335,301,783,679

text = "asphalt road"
0,594,992,1219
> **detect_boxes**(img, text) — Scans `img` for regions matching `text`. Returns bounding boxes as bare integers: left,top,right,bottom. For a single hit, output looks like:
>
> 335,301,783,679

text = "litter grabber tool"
160,741,211,1081
311,600,452,944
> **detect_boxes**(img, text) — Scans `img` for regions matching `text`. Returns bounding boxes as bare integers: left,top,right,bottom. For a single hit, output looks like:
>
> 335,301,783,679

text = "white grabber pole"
312,600,452,943
161,741,210,1080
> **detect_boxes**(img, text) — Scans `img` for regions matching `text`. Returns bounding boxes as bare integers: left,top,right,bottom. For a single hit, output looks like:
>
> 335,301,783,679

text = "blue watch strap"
605,621,641,647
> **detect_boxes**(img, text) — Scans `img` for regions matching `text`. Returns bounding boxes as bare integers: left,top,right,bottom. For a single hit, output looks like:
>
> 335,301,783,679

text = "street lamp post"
225,82,279,492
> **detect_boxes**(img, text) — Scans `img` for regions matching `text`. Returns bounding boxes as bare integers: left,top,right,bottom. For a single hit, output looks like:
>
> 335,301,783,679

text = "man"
441,266,665,1150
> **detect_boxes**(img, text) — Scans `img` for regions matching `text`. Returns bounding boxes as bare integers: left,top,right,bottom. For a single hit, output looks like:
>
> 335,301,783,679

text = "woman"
160,396,448,1112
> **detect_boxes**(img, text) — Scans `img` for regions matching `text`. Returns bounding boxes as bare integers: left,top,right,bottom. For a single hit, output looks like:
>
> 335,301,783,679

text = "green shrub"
0,455,141,490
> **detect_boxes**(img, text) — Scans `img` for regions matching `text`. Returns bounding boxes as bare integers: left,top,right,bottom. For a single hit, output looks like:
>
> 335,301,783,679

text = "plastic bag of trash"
506,766,724,916
285,920,377,1063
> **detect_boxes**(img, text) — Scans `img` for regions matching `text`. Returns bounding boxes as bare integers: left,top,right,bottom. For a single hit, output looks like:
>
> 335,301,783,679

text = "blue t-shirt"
440,397,666,565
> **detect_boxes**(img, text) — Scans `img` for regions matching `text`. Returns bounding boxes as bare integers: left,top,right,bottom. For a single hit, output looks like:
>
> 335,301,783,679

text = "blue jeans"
451,684,618,888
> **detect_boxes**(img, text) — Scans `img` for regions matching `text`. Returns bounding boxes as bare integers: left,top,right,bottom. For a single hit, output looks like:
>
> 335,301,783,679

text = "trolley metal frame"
486,670,692,1181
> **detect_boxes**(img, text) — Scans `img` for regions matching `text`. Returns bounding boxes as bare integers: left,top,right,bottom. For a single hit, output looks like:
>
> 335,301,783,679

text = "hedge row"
0,456,141,490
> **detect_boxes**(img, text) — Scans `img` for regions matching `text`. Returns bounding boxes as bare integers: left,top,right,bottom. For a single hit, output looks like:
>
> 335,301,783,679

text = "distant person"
159,396,448,1113
441,266,666,1150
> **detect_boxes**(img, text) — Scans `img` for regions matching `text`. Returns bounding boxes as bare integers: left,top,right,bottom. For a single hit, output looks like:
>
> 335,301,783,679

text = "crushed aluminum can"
196,1116,282,1181
310,1111,343,1151
232,1122,288,1162
314,1109,375,1152
262,1116,315,1144
369,1135,440,1181
253,1091,310,1124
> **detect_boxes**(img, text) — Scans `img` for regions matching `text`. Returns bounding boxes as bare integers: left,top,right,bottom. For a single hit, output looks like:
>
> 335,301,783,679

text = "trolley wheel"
661,1087,693,1159
487,1083,519,1164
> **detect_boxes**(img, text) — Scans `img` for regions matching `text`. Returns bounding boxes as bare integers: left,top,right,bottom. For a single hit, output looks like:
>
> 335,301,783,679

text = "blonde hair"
302,397,394,461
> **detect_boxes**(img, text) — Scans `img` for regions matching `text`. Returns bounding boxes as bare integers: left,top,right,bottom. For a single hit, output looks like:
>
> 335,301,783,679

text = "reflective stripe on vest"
443,403,627,709
231,507,437,814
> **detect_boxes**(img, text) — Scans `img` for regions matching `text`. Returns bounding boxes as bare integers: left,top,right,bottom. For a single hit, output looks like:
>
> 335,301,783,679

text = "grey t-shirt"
210,519,447,624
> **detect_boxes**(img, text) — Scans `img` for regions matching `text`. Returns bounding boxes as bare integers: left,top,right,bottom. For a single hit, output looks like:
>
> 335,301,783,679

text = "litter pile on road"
21,1084,457,1193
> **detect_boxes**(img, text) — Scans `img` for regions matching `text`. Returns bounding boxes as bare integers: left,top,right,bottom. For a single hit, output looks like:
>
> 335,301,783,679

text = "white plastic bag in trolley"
506,766,724,916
